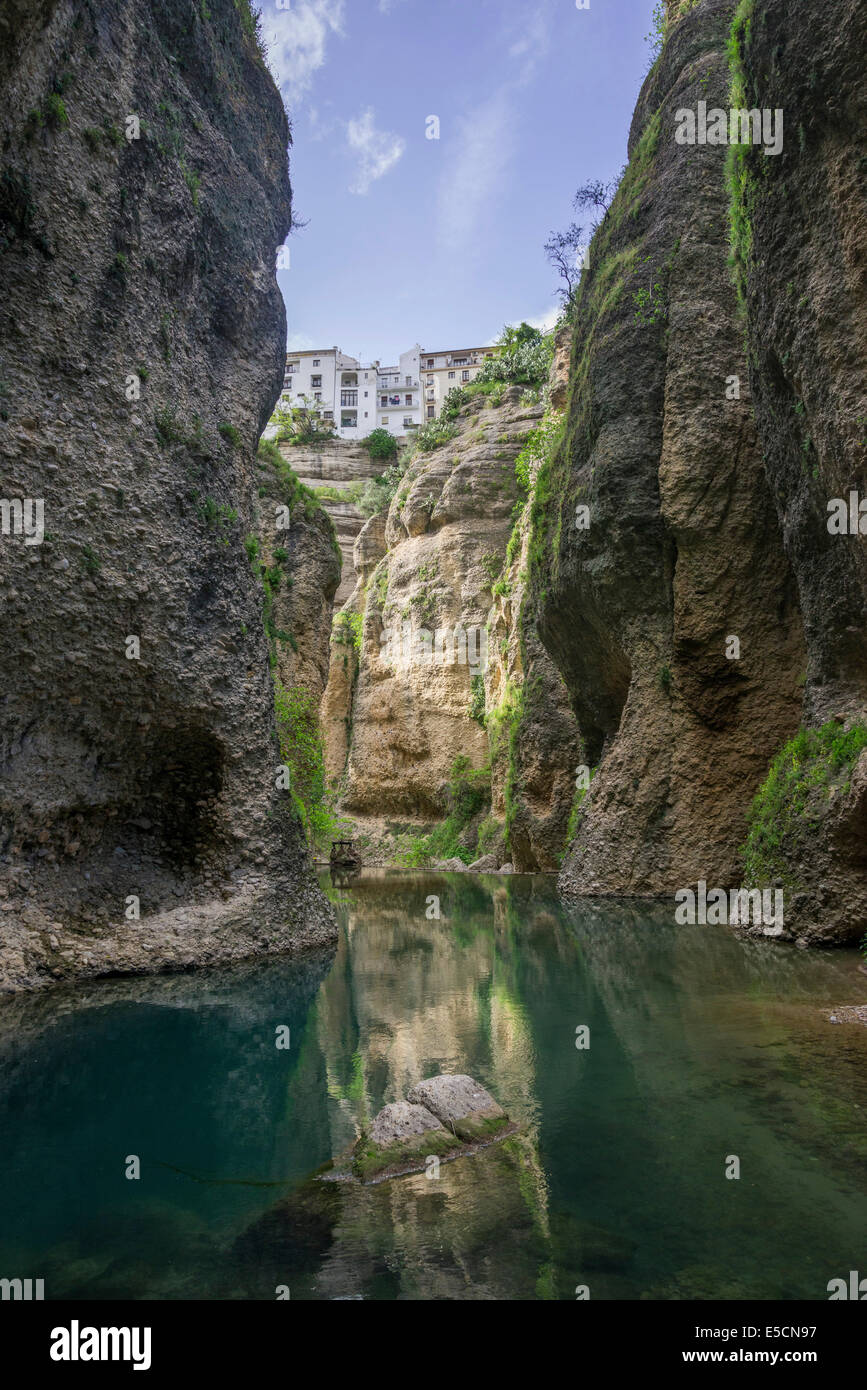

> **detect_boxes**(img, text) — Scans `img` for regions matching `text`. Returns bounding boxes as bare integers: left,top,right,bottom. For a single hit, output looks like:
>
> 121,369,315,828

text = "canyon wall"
279,438,386,605
254,448,340,701
0,0,336,991
731,0,867,943
338,389,538,823
531,0,866,943
319,367,581,869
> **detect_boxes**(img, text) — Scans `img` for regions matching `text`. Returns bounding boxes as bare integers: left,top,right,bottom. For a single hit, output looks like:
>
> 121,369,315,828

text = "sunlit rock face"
0,0,335,988
286,440,385,606
335,387,542,822
533,0,807,903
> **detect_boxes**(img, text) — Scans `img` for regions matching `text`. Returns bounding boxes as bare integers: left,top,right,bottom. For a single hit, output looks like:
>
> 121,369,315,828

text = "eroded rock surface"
0,0,335,988
532,0,806,903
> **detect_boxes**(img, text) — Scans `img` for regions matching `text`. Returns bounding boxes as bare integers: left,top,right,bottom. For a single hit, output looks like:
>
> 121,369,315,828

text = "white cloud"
262,0,345,105
484,307,560,346
346,107,406,195
507,8,550,78
286,330,317,351
436,92,514,253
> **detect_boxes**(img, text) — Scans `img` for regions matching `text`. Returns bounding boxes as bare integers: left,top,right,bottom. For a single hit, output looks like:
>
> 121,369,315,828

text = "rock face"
254,452,340,700
729,0,867,944
331,387,544,824
485,324,582,872
0,0,336,989
532,0,807,905
320,511,386,783
283,439,385,605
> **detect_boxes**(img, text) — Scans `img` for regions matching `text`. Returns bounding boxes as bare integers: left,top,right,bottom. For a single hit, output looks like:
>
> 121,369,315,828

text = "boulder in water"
407,1073,510,1143
353,1101,461,1183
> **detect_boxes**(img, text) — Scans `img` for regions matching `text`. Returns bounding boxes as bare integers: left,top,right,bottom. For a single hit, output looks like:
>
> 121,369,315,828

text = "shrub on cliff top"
477,325,553,387
362,427,399,461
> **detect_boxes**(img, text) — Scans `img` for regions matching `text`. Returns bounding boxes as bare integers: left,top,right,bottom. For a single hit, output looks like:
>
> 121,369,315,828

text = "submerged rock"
353,1101,461,1183
407,1074,510,1144
351,1076,512,1183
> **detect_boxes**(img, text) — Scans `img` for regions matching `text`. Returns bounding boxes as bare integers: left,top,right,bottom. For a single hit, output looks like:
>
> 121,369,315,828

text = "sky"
261,0,656,364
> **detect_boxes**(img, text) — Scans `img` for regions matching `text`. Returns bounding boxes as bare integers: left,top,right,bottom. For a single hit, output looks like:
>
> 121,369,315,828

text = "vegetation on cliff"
742,723,867,891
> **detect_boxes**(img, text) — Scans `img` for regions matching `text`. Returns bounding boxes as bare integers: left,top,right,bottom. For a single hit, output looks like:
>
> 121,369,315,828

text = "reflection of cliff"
315,874,544,1153
562,902,867,1298
234,874,582,1299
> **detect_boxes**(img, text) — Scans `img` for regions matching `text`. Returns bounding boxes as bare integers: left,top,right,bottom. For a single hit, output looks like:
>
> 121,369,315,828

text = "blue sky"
261,0,656,363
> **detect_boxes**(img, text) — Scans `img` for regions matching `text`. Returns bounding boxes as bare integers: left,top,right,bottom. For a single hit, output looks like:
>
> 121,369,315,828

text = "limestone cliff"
324,386,547,852
0,0,336,991
729,0,867,944
484,326,581,872
280,438,386,605
532,0,867,944
253,446,341,701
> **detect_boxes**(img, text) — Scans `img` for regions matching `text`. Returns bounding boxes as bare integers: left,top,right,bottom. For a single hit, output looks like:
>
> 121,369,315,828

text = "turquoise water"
0,871,865,1300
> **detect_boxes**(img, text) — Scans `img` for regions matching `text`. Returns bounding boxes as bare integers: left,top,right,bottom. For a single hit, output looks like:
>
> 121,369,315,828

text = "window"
311,375,322,388
364,411,368,418
448,371,455,379
454,357,467,366
340,390,358,407
427,375,434,384
286,362,299,374
427,405,435,419
312,358,320,367
405,376,412,385
462,370,469,382
403,416,413,428
405,394,412,405
314,392,321,401
380,396,388,407
426,358,434,368
381,417,388,426
364,391,368,397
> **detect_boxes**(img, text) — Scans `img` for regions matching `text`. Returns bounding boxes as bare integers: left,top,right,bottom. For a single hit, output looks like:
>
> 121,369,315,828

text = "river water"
0,870,864,1300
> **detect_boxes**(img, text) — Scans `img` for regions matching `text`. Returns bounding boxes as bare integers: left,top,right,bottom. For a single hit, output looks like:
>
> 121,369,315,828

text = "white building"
418,345,497,420
375,346,422,437
277,340,495,440
279,347,375,440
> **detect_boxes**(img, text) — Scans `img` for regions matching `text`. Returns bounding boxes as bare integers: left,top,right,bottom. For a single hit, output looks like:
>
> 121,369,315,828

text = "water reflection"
0,872,864,1300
